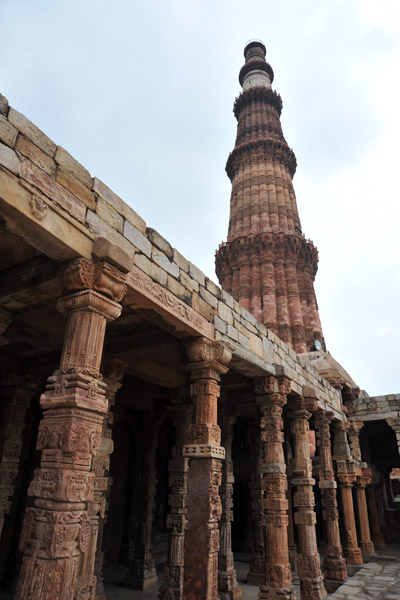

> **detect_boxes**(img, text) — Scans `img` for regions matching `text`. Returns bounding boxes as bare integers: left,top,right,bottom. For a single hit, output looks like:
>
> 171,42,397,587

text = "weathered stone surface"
200,285,218,309
92,237,134,273
218,301,233,325
56,168,96,210
153,250,180,278
93,177,146,233
180,270,200,293
0,93,8,116
15,134,55,175
205,277,221,300
8,107,56,156
0,114,18,147
86,210,133,257
96,197,124,232
173,247,189,272
19,159,86,223
127,266,214,339
166,274,191,304
0,165,93,261
214,315,227,334
134,252,167,286
189,262,206,286
192,292,214,322
55,145,92,188
147,227,173,258
123,220,151,257
0,141,20,175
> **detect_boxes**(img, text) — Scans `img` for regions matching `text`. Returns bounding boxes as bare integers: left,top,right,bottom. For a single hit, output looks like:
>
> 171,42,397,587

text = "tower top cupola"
239,39,274,90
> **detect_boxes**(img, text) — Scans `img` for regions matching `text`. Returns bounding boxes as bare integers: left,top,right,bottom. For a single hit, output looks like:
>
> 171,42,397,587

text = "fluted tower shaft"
215,40,325,354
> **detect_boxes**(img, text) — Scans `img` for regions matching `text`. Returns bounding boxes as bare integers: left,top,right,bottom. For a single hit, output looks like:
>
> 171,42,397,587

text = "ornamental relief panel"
36,414,102,457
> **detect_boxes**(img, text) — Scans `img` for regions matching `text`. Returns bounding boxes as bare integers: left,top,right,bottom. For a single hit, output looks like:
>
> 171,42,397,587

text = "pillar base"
322,557,347,590
299,577,327,600
247,572,265,585
124,573,158,590
258,585,296,599
360,541,375,557
324,579,343,594
344,548,363,566
219,588,243,600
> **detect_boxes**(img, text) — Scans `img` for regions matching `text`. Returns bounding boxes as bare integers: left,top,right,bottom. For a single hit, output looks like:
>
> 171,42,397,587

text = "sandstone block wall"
0,93,343,413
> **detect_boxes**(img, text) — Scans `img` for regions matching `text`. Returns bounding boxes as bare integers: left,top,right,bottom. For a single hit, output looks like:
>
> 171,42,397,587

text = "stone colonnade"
7,258,381,600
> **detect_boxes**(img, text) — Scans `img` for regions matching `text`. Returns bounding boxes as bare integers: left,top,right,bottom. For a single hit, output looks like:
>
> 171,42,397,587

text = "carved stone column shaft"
14,256,129,600
333,421,363,567
182,338,232,600
218,415,242,600
315,411,346,592
0,377,39,540
355,475,375,557
255,376,295,600
94,359,125,600
159,403,191,600
289,395,326,600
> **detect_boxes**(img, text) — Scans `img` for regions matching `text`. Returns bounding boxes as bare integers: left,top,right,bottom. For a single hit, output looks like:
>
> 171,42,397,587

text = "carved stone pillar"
354,474,375,557
289,393,326,600
347,422,363,462
255,375,295,600
125,413,162,590
286,457,297,572
218,415,242,600
182,338,232,600
248,483,265,584
314,410,346,592
14,255,129,600
0,374,40,540
94,359,125,599
367,473,385,551
333,421,363,566
246,421,265,585
159,402,192,600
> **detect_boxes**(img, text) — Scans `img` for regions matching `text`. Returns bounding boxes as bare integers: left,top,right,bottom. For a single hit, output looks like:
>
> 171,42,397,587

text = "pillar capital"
348,421,364,433
356,475,371,489
302,385,319,413
185,337,233,378
254,373,291,403
61,254,130,302
337,472,356,488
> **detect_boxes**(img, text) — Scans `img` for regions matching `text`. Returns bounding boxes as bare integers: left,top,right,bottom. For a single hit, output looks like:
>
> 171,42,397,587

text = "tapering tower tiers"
215,40,325,354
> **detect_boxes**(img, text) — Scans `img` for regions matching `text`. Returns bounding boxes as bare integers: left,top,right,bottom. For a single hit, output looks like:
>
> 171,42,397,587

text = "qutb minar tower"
216,40,325,354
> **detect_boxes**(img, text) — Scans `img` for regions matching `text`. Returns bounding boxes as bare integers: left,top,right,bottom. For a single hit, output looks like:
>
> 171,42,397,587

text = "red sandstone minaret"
215,40,325,354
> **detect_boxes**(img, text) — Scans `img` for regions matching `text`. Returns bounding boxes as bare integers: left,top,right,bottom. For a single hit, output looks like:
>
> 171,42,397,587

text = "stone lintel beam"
0,166,94,261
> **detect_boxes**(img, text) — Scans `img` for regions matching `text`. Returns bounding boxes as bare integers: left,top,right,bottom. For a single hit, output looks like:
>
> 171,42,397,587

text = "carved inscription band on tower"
216,40,325,354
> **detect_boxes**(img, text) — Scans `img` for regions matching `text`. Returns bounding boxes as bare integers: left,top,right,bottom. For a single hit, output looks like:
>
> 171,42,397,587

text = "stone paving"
1,547,399,599
327,551,400,600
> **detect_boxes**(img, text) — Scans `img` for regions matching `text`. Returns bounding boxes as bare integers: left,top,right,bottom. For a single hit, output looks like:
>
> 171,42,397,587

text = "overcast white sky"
1,0,400,396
